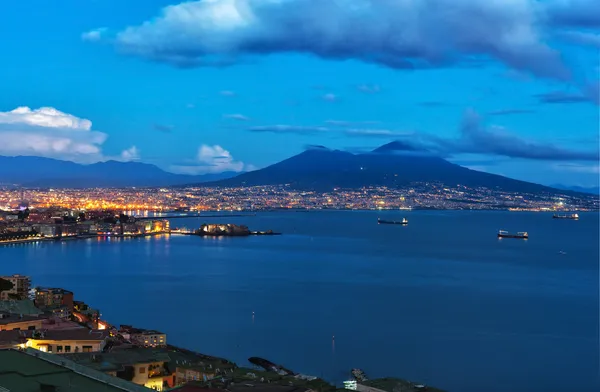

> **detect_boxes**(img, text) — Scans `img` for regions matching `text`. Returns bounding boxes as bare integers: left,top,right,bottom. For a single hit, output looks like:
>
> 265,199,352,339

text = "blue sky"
0,0,598,187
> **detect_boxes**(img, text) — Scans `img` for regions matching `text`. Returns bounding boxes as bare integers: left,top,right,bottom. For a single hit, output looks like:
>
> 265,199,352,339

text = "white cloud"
81,28,108,42
171,144,248,174
224,113,250,121
220,90,236,96
0,106,135,163
322,93,338,102
119,146,140,161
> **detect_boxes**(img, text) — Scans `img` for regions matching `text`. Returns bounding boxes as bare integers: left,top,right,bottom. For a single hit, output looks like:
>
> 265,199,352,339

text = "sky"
0,0,598,187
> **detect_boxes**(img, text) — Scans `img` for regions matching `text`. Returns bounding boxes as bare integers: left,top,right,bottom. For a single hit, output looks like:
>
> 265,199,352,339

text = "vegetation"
0,278,14,294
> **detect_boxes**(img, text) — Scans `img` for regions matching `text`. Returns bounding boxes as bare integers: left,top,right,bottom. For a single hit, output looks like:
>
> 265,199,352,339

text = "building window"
12,328,20,331
48,346,53,353
139,367,146,374
82,346,92,353
28,325,36,330
65,345,71,353
56,346,63,353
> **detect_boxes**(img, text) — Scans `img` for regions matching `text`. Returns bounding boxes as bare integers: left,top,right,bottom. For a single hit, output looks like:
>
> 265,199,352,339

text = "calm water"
1,211,599,392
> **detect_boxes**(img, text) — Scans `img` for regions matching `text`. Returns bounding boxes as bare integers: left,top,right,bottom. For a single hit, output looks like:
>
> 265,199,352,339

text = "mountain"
200,144,578,195
551,184,600,195
0,156,237,188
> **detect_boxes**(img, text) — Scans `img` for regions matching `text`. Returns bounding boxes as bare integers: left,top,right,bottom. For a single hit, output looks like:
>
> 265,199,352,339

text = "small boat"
553,213,579,220
498,230,528,239
378,217,408,225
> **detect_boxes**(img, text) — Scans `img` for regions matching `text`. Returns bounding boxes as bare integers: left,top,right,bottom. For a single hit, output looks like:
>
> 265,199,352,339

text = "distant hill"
551,184,600,195
199,142,578,195
0,156,237,188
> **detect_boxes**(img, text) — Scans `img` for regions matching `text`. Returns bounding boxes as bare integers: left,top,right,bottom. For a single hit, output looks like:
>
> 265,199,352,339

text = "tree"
0,278,14,294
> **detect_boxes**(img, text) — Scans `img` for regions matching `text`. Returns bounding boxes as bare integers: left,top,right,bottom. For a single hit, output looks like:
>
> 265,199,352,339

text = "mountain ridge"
0,156,237,188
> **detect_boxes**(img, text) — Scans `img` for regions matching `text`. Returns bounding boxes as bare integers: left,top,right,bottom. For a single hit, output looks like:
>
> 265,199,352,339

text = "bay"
1,210,598,392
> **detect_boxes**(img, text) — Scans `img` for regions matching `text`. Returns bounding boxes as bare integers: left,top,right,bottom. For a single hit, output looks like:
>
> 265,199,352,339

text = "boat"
553,213,579,220
378,217,408,225
498,230,528,239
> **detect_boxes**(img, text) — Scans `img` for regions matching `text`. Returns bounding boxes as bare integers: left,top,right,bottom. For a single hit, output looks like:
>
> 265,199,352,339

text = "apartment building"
0,274,31,301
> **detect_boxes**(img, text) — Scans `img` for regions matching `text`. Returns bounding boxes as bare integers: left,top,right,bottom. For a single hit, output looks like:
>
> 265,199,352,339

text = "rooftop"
0,329,109,344
0,349,149,392
64,347,172,372
0,312,46,326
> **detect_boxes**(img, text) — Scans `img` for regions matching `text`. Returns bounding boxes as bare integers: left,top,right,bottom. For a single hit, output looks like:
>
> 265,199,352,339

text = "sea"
1,210,599,392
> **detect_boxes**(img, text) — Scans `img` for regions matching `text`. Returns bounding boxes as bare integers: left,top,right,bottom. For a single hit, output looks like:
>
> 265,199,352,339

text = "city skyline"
0,0,598,187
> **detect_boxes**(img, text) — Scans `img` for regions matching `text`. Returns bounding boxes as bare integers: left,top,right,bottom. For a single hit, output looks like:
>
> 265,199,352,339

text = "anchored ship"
498,230,528,239
553,213,579,220
378,217,408,225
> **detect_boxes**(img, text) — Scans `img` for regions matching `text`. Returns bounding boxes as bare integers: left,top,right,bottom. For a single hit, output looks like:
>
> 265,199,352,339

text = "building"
175,366,216,384
120,325,167,347
0,348,150,392
34,287,74,311
0,274,31,300
0,311,45,331
64,348,176,391
0,328,110,353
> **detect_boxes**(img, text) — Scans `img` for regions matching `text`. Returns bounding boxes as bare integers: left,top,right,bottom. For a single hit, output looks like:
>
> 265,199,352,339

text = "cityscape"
2,0,599,391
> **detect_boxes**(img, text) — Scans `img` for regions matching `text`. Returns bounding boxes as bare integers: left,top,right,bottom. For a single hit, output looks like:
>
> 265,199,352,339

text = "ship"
378,217,408,225
498,230,528,239
553,213,579,220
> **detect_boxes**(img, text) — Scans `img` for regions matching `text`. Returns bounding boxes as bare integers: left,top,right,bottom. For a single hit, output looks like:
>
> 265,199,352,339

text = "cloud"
322,93,338,102
487,109,536,116
534,90,594,104
0,106,109,163
224,113,250,121
556,31,600,48
153,123,174,132
119,146,140,161
248,123,410,139
555,162,600,173
220,90,236,96
547,0,600,29
432,109,600,161
325,120,380,126
171,144,247,174
111,0,571,80
249,125,328,134
343,129,413,138
357,84,381,94
81,28,107,42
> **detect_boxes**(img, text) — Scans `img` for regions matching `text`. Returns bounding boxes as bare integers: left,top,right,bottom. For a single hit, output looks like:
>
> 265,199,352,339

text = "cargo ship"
378,217,408,225
553,213,579,220
498,230,528,239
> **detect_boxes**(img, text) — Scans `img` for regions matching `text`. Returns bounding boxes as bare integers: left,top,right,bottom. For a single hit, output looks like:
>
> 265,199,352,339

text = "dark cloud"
248,124,410,139
488,109,536,116
343,129,413,138
534,91,595,104
113,0,570,80
547,0,600,29
153,124,174,133
304,144,330,151
325,120,380,126
432,109,600,161
556,31,600,48
248,125,329,134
